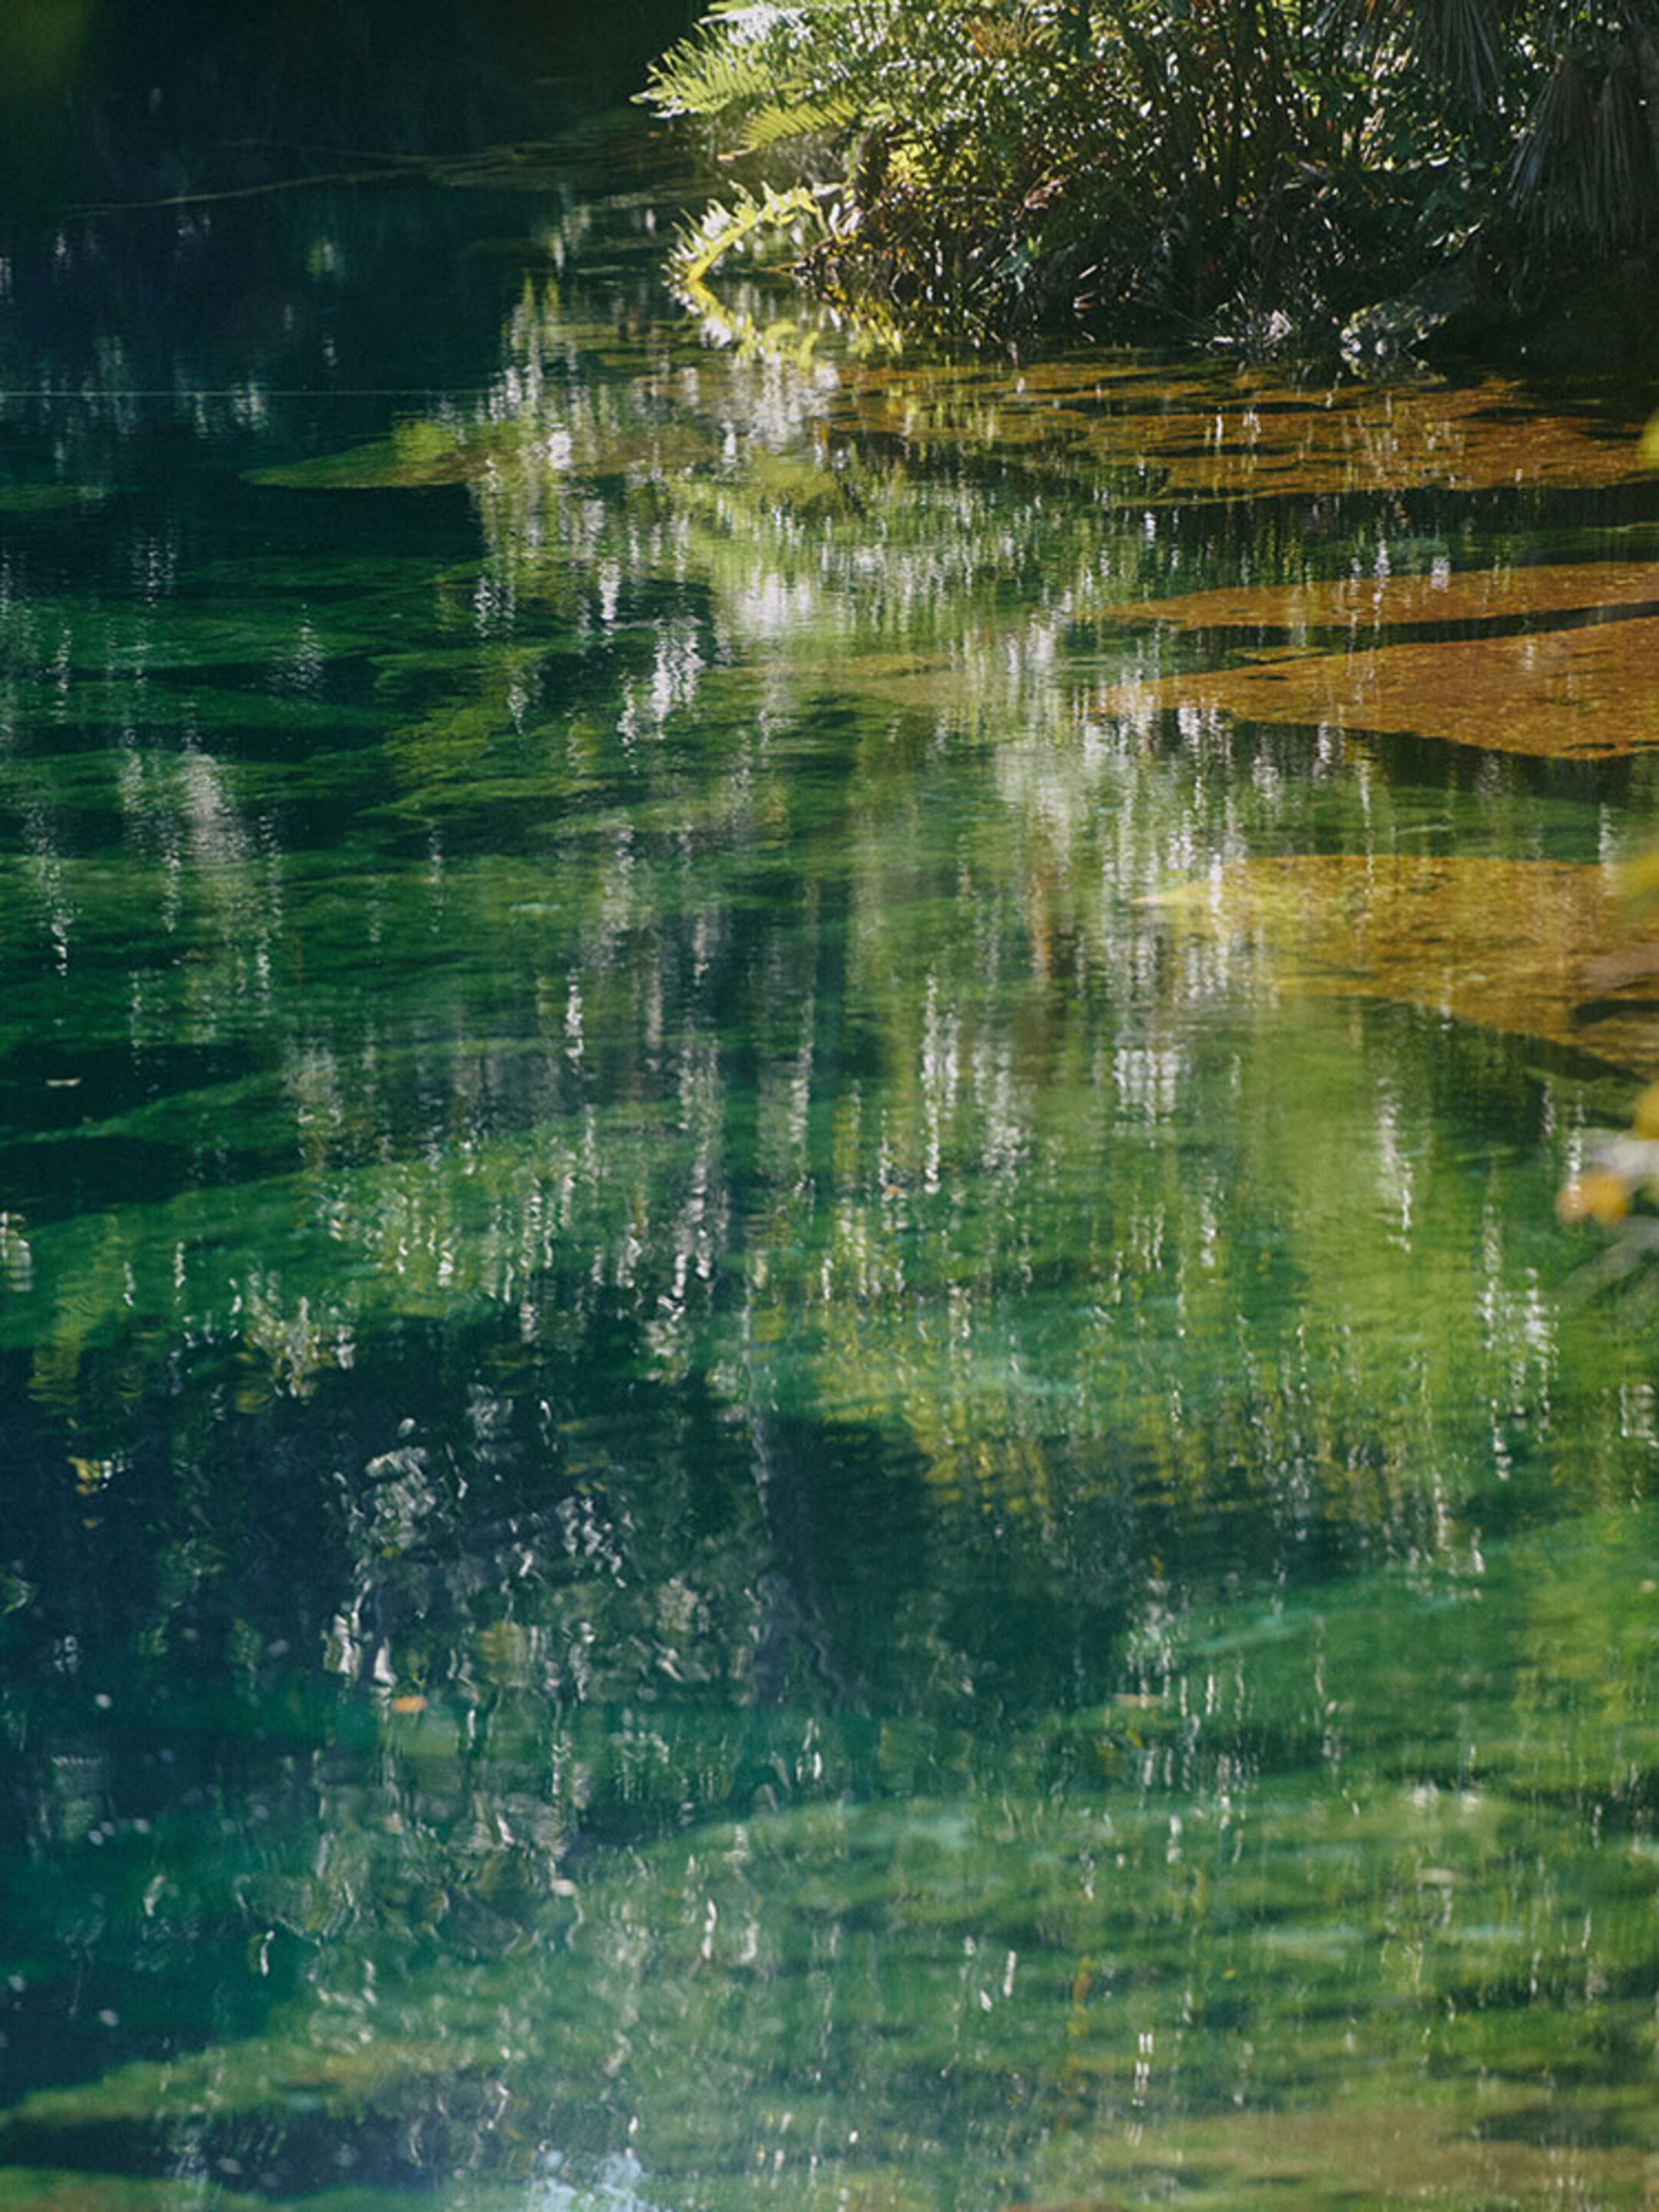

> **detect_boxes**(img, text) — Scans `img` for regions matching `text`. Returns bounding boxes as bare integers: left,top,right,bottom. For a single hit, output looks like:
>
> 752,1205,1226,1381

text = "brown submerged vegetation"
1154,855,1659,1074
822,365,1647,496
1094,558,1659,632
1111,612,1659,761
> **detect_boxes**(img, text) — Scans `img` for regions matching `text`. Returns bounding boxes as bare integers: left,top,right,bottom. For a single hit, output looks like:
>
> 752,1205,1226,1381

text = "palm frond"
1510,54,1594,216
1409,0,1505,106
1330,0,1508,107
1511,51,1654,240
1591,61,1651,234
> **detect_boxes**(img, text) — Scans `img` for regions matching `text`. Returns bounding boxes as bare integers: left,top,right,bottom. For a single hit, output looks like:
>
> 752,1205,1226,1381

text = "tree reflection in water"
0,123,1657,2212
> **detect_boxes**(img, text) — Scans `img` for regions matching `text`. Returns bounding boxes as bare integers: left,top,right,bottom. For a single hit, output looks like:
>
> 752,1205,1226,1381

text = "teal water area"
2,37,1659,2211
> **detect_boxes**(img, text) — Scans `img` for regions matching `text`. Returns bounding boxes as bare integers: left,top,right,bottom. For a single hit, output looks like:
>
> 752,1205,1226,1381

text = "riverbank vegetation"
641,0,1659,353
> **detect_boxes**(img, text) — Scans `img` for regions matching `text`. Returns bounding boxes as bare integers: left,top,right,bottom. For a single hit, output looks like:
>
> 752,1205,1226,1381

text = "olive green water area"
3,141,1659,2212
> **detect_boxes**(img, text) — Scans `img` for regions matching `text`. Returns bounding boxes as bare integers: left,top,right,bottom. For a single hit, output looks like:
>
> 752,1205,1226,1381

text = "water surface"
2,110,1658,2212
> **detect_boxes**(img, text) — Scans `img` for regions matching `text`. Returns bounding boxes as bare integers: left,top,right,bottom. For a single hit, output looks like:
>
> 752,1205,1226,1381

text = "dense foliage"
641,0,1659,345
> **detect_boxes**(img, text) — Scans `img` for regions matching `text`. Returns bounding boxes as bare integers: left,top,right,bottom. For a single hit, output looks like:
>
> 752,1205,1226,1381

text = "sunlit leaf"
1555,1164,1633,1224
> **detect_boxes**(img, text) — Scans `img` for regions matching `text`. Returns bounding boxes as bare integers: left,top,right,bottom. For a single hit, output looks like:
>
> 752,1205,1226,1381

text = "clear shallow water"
1,120,1658,2212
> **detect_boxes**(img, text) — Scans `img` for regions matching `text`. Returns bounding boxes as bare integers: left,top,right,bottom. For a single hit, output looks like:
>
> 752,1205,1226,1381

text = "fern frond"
641,0,892,137
671,183,825,285
737,90,863,151
640,31,794,122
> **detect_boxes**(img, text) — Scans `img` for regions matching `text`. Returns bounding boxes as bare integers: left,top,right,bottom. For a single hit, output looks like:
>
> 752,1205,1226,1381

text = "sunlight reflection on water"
535,2150,659,2212
2,115,1659,2212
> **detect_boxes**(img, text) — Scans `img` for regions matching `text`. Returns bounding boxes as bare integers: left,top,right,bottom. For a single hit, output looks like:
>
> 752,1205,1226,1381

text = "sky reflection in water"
0,141,1657,2212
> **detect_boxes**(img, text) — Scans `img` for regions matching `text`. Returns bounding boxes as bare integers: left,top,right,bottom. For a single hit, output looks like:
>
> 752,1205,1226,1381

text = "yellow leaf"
1555,1169,1632,1227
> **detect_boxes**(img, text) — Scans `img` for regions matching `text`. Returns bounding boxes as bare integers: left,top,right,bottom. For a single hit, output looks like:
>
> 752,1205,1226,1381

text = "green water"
2,91,1658,2212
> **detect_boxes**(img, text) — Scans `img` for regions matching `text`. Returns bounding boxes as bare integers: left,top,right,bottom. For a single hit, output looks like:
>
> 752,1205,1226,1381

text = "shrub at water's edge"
638,0,1659,353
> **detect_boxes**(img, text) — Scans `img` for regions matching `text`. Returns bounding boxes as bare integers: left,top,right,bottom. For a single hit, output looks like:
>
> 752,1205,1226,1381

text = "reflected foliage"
2,124,1659,2212
3,1508,1659,2208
